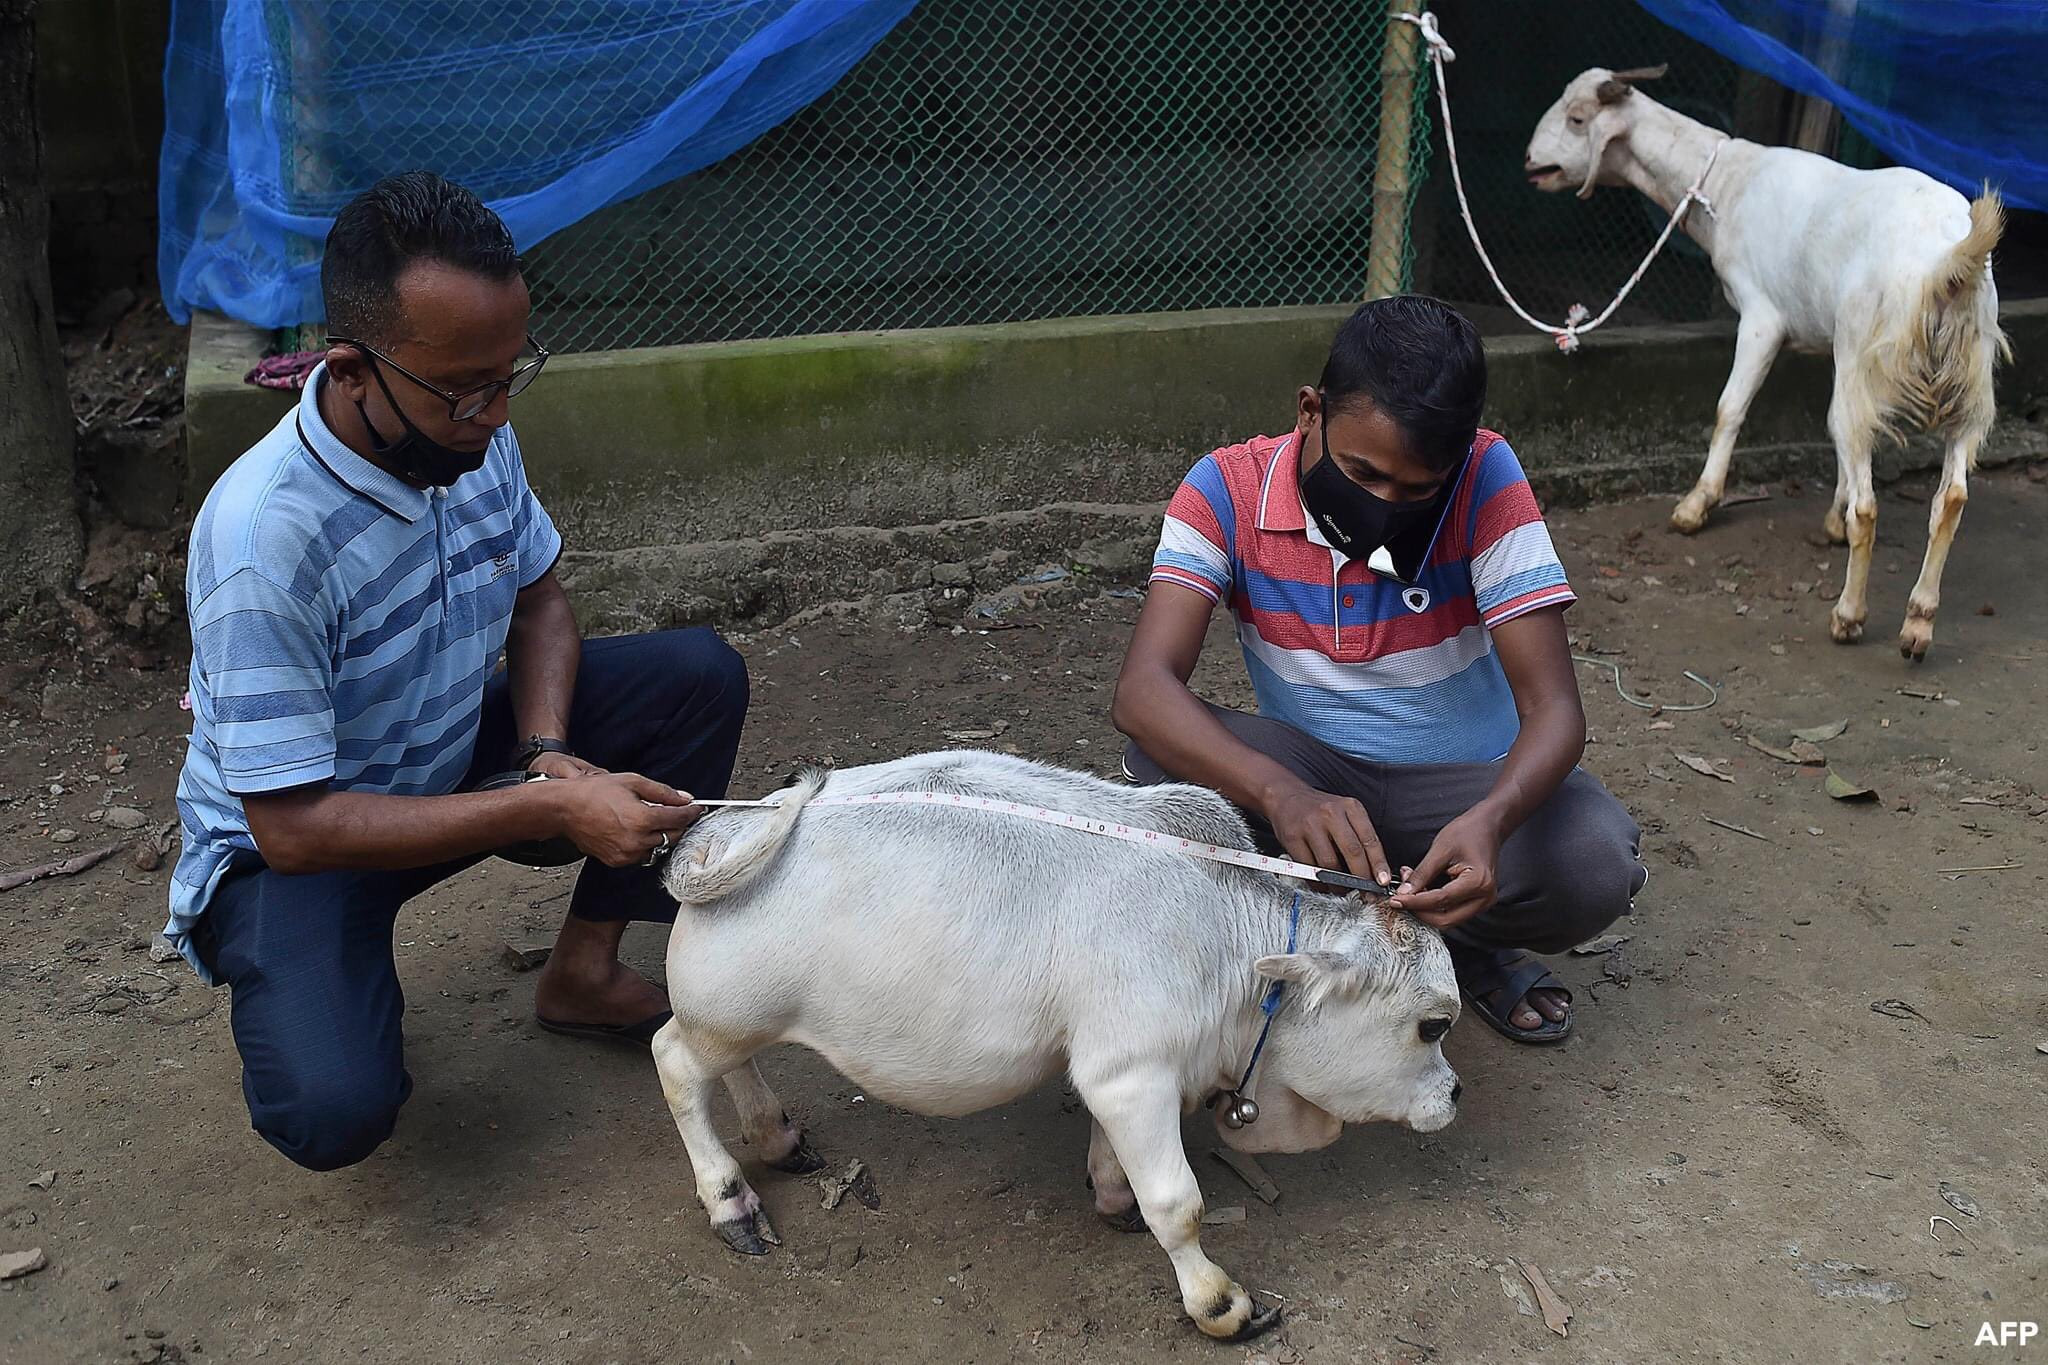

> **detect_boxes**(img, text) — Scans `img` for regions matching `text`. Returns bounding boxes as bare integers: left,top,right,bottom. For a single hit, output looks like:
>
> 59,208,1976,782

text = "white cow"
655,750,1461,1341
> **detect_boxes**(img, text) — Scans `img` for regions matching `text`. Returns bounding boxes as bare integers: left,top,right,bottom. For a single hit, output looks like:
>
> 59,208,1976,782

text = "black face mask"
355,360,489,488
1298,399,1455,584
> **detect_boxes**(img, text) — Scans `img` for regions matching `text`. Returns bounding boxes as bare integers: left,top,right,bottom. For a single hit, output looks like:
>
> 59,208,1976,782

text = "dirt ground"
2,468,2044,1365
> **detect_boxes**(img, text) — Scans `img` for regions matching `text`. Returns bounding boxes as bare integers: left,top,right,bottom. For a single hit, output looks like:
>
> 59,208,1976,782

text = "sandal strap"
1450,944,1569,1009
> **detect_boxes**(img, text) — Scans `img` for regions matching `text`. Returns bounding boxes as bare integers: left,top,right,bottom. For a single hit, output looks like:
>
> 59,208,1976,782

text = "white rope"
691,790,1394,897
1394,11,1723,354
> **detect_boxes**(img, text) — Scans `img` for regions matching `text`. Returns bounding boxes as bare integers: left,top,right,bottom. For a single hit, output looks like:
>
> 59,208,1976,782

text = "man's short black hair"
321,171,519,344
1319,295,1487,473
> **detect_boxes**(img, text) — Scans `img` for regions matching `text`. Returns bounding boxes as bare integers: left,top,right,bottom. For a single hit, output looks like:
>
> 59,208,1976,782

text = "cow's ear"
1255,952,1367,1008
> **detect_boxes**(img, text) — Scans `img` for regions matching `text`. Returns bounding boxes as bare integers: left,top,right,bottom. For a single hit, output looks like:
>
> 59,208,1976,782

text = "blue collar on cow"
1217,892,1302,1130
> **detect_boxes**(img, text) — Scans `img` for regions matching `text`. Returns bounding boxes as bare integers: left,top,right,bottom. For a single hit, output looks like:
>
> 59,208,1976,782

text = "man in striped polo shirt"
1115,296,1644,1045
168,173,749,1170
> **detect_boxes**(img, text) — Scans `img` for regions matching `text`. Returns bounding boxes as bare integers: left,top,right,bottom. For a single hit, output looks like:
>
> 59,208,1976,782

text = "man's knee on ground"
251,1072,406,1172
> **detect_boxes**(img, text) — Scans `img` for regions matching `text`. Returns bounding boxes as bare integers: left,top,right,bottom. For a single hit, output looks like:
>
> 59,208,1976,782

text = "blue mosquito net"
159,0,918,329
1637,0,2048,211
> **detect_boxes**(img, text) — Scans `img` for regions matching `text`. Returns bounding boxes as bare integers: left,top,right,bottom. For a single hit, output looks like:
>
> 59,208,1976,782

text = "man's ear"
1295,385,1321,435
1255,951,1368,1009
324,344,371,403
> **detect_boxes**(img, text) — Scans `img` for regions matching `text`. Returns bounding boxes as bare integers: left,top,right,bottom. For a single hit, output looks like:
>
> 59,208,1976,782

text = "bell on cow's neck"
1219,1091,1260,1128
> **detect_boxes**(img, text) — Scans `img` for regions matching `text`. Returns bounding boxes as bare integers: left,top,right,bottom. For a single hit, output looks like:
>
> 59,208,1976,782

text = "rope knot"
1394,11,1456,63
1556,303,1591,353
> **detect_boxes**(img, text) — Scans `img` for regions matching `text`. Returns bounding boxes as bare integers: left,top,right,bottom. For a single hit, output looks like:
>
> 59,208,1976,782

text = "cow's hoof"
766,1136,827,1175
1669,499,1710,535
714,1208,781,1256
1192,1287,1281,1342
1829,609,1865,644
1228,1300,1284,1343
1097,1206,1148,1235
1823,509,1848,545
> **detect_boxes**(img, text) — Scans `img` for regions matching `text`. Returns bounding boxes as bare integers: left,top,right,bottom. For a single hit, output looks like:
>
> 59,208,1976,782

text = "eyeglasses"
329,334,550,421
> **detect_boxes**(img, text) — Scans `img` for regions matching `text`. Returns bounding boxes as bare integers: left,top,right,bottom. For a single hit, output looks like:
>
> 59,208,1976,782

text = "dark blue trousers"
192,628,748,1171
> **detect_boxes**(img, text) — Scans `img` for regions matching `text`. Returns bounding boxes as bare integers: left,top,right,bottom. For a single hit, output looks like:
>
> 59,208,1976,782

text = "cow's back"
664,750,1274,1108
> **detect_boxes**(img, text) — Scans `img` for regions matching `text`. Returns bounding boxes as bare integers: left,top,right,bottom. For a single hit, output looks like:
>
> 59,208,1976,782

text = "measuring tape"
691,789,1396,898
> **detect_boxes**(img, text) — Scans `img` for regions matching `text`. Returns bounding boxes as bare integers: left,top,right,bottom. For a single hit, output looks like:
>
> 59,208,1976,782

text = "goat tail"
664,767,828,907
1868,186,2009,444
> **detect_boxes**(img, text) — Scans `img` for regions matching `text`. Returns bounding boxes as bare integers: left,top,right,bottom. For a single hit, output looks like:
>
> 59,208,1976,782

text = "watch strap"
515,735,574,770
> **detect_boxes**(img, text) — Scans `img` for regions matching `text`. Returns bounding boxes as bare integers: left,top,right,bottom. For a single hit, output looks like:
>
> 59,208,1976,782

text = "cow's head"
1524,65,1668,199
1218,907,1460,1153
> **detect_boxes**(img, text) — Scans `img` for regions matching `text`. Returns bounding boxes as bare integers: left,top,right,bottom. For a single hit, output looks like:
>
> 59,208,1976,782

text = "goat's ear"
1578,106,1629,199
1612,62,1669,84
1255,952,1369,1008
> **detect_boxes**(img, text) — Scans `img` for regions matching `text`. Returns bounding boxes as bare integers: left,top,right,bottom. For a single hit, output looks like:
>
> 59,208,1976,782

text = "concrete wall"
183,302,2048,633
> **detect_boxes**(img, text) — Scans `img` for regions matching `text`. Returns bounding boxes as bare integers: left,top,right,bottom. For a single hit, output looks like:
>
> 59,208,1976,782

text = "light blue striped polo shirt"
165,365,561,981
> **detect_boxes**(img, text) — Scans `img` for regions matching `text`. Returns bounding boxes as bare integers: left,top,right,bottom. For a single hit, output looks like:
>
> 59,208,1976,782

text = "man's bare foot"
533,914,669,1030
1511,987,1570,1032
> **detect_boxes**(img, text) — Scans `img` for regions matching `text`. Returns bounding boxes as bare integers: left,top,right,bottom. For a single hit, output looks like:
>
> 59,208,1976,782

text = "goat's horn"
1611,63,1669,83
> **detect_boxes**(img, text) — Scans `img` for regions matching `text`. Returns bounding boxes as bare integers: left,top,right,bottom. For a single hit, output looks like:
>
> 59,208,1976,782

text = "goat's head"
1524,65,1668,199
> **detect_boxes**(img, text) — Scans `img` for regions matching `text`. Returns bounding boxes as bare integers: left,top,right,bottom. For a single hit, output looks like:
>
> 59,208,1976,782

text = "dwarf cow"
655,750,1460,1341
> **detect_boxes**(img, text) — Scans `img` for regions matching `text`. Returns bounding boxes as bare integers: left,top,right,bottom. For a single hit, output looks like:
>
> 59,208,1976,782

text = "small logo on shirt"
1402,586,1432,614
490,551,516,582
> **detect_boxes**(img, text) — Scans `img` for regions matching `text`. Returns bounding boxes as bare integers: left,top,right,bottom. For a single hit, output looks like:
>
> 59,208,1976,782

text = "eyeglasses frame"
327,333,550,422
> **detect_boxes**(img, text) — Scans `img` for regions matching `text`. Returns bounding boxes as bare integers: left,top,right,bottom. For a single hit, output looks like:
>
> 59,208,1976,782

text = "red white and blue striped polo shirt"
1149,429,1575,765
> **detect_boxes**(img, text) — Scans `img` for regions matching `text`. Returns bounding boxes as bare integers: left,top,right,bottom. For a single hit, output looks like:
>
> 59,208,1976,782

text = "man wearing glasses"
167,172,749,1171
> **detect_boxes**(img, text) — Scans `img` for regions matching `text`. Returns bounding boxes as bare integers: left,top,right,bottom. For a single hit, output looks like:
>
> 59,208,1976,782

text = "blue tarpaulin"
159,0,918,329
1638,0,2048,210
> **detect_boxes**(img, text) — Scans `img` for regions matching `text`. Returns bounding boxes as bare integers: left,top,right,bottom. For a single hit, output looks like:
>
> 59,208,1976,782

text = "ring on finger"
642,830,672,868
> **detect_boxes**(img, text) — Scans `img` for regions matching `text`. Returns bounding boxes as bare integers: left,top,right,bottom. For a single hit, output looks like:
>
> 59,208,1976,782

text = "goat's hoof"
1669,502,1710,535
1828,611,1865,644
714,1207,781,1256
765,1136,827,1175
1097,1206,1148,1235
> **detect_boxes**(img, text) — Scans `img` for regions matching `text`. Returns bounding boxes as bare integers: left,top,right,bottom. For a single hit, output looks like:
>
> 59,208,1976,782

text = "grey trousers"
1123,703,1645,955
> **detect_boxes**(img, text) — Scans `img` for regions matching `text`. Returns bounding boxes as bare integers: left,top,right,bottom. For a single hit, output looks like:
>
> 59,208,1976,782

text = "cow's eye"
1419,1017,1451,1043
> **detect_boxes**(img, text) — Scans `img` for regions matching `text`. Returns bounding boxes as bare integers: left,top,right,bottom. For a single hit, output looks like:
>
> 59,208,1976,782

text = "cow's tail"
665,767,828,907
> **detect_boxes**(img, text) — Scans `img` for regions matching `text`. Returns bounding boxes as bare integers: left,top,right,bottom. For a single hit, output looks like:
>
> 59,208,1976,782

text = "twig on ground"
0,842,126,893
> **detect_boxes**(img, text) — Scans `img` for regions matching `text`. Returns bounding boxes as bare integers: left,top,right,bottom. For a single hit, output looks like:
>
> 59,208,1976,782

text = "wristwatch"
514,735,575,771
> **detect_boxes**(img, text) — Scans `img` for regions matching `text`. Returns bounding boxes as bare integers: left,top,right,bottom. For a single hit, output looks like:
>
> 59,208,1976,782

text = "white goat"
1525,67,2008,659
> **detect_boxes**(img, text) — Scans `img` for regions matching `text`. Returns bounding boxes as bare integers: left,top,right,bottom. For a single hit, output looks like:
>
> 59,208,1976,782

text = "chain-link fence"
255,0,2035,354
1411,0,1745,334
522,0,1433,353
